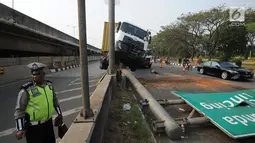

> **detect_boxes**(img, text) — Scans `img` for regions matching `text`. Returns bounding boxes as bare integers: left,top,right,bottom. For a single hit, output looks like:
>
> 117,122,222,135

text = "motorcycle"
165,60,170,65
187,62,192,70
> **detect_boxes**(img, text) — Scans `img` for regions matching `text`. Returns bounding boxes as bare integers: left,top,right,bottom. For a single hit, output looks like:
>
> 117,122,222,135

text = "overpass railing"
0,3,77,45
0,3,101,52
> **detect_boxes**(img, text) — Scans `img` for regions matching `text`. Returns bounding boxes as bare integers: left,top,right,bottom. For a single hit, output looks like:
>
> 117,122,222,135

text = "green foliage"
217,24,247,61
150,5,255,60
245,23,255,32
231,56,245,61
230,56,245,64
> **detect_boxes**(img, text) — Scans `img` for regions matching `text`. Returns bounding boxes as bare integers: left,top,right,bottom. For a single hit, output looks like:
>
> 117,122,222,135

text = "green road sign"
172,89,255,139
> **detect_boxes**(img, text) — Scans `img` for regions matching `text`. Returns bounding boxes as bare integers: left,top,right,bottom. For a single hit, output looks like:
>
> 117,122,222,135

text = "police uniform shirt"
14,80,61,131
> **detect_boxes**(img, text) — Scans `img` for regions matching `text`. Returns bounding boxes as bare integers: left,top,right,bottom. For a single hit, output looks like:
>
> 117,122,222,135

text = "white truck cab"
114,21,151,71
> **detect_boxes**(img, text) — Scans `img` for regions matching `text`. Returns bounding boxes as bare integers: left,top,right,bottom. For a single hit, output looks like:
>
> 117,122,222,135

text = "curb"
50,64,80,73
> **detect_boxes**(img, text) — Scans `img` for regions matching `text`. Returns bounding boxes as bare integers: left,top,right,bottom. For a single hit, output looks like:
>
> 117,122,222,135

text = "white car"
143,55,153,68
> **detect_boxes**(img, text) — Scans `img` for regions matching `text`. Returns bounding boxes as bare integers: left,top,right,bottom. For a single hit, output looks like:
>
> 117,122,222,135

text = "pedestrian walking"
160,57,163,68
14,62,63,143
182,63,189,73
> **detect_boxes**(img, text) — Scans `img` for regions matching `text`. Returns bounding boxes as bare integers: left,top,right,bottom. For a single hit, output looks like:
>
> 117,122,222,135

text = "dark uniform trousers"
25,118,55,143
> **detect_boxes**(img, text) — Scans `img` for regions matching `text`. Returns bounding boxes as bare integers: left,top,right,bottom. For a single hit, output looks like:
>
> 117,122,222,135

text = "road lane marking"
59,94,82,103
58,92,93,103
55,87,82,94
0,78,30,88
68,79,99,86
0,128,15,138
52,106,82,119
55,85,96,95
0,91,92,138
57,90,93,104
0,106,82,138
68,78,80,86
68,75,101,86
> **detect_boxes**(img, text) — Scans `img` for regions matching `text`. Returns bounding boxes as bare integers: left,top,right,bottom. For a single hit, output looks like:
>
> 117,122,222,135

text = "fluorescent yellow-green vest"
25,84,54,121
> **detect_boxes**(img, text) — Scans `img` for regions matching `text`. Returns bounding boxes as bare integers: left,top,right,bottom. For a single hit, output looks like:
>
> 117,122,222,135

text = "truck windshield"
120,22,148,40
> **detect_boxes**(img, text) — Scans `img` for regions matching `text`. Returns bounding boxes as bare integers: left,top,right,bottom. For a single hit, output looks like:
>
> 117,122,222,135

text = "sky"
1,0,255,49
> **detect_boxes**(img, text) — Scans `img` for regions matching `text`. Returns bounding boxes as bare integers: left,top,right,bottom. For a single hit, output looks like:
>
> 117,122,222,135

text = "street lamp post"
77,0,92,118
12,0,14,9
108,0,115,74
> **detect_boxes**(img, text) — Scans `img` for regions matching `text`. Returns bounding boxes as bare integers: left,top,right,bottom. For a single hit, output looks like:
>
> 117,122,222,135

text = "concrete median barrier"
59,74,112,143
122,69,182,140
0,65,50,85
0,56,100,85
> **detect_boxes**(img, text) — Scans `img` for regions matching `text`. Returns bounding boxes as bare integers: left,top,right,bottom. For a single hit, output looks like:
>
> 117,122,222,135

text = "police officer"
14,62,63,143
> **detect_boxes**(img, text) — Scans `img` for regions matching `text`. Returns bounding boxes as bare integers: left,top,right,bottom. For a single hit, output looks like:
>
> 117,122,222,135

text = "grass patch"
124,104,151,141
242,64,255,72
103,88,155,143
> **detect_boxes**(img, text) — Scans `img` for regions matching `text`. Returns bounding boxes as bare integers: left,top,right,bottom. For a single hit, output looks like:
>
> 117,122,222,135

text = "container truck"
100,21,151,71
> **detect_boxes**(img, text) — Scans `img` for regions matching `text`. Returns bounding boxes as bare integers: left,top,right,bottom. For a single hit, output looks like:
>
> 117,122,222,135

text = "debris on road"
150,69,161,76
179,108,186,112
150,69,158,74
123,103,131,111
140,99,149,107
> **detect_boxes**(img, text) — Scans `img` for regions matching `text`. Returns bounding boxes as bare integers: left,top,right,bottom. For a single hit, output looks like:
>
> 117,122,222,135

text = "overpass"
0,3,101,57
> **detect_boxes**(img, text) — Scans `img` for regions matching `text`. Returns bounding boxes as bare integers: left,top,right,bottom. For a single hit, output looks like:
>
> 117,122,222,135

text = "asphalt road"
134,63,255,143
0,61,106,143
135,63,255,89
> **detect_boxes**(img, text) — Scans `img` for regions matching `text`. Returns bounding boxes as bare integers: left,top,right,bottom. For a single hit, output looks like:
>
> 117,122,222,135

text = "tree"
160,24,190,58
199,5,229,59
149,24,190,58
217,22,247,61
244,22,255,58
175,12,205,60
246,22,255,45
149,5,254,61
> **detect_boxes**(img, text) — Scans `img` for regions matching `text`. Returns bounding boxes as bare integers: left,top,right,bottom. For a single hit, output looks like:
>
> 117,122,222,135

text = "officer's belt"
30,120,47,126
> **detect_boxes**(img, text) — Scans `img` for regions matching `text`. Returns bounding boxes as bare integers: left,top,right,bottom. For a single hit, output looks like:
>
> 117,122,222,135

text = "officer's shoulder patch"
45,80,53,85
21,81,33,89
